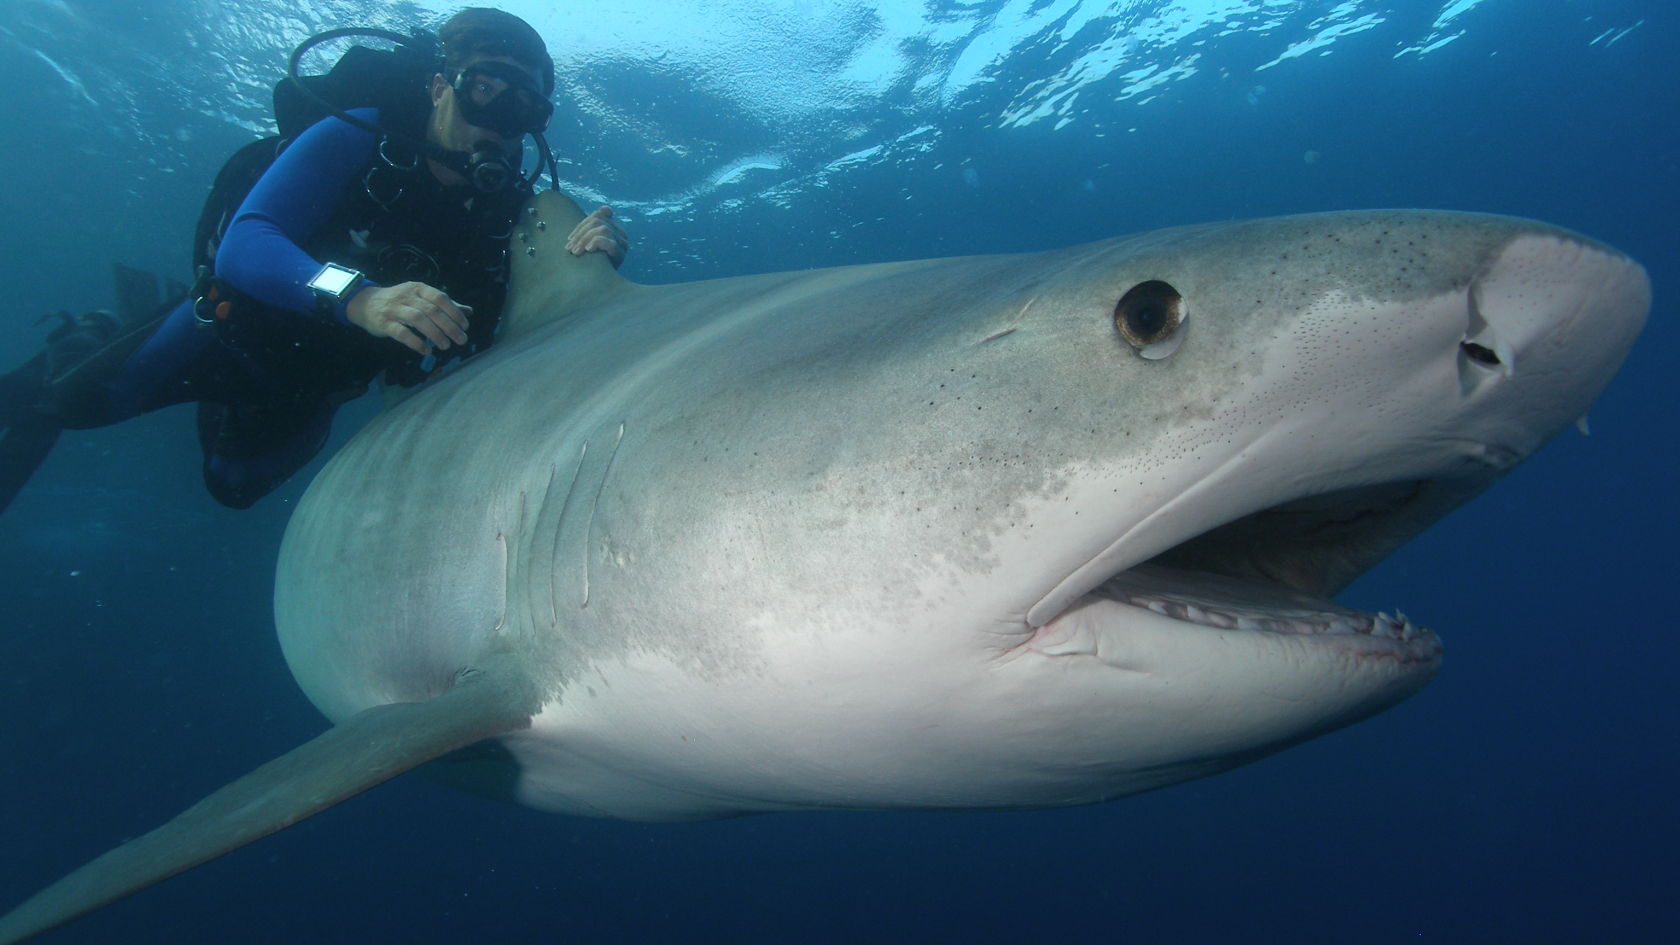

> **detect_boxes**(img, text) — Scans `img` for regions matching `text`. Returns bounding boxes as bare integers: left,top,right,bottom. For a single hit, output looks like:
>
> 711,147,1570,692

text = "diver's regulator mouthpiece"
465,140,515,193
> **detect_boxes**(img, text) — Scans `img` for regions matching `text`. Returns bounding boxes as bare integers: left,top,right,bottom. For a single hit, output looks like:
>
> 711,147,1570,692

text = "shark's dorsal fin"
0,656,542,945
498,190,636,342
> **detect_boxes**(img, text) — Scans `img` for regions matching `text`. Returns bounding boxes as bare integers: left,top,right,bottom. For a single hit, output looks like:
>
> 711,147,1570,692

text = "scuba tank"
275,29,440,141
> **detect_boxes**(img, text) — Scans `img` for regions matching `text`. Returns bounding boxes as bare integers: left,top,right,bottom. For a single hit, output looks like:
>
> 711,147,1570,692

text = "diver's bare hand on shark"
346,281,473,355
566,205,628,267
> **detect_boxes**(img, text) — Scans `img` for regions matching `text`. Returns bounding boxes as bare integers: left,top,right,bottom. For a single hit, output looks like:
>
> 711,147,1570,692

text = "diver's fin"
0,414,63,516
110,263,161,323
109,263,186,323
498,189,637,342
41,307,173,430
0,656,543,945
0,352,61,516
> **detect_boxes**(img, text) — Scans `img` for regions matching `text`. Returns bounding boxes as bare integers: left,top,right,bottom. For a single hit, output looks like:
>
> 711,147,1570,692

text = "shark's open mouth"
1074,479,1475,659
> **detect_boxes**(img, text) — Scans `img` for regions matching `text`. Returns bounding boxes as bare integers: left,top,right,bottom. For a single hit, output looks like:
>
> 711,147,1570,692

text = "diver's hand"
566,205,629,268
345,282,472,356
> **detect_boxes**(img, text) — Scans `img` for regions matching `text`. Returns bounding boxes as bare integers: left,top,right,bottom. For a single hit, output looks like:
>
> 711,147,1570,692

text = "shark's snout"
1468,232,1648,376
1456,231,1649,450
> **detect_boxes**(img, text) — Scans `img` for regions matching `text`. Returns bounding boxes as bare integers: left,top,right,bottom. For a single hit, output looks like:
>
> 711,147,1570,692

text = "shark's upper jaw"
1143,473,1497,600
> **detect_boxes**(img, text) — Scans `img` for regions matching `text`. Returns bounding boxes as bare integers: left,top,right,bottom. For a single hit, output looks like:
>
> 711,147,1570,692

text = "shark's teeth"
1105,587,1434,641
1201,609,1236,630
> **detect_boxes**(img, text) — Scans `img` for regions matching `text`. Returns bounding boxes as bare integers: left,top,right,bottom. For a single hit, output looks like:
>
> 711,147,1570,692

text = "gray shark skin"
0,194,1649,942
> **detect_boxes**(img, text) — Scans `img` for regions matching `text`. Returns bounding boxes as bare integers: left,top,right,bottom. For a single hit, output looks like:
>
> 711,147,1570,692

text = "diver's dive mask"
450,60,553,137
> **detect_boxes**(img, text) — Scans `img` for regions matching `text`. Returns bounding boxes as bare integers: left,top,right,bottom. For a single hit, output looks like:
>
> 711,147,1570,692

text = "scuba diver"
0,7,627,514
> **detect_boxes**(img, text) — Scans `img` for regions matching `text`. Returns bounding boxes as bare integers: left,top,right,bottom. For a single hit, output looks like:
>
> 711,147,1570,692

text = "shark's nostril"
1461,341,1501,366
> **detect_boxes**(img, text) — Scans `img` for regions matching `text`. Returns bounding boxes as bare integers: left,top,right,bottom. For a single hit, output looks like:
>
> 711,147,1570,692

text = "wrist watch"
306,262,363,310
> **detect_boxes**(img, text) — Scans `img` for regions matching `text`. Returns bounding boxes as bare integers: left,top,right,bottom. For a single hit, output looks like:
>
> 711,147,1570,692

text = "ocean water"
0,1,1673,942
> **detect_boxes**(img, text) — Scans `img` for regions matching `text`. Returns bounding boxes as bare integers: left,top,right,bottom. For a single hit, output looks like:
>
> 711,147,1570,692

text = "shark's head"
938,212,1648,799
506,210,1648,815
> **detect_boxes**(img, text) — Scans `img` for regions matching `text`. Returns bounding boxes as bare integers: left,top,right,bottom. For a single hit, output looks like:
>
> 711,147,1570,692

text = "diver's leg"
197,395,344,510
98,299,218,422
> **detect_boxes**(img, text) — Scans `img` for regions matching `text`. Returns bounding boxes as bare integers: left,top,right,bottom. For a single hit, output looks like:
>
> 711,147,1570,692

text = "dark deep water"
1,1,1675,942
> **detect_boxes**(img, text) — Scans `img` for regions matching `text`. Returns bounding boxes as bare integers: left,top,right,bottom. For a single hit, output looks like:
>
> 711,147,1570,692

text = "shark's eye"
1115,280,1188,359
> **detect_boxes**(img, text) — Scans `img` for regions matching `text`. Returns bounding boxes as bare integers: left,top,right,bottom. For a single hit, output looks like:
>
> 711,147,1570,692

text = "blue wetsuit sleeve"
214,108,381,325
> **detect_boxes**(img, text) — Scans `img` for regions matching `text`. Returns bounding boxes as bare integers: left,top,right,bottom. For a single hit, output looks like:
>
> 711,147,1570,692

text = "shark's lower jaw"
1094,565,1442,661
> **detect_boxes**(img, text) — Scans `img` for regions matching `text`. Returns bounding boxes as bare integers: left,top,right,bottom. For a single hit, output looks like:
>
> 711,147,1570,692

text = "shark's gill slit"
581,423,628,608
492,531,508,633
530,464,564,627
498,490,528,634
549,443,589,622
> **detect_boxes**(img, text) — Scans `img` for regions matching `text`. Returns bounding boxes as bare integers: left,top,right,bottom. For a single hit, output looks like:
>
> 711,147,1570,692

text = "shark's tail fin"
0,656,541,945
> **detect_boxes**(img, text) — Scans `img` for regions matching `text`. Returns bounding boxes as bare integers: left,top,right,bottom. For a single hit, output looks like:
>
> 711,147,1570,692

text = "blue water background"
0,1,1674,942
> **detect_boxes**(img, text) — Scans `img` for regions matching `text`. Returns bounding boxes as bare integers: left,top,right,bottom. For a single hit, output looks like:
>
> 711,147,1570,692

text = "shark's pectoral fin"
0,656,542,945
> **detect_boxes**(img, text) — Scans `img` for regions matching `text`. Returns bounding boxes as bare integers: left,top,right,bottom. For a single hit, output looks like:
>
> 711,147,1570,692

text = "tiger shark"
0,194,1648,942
